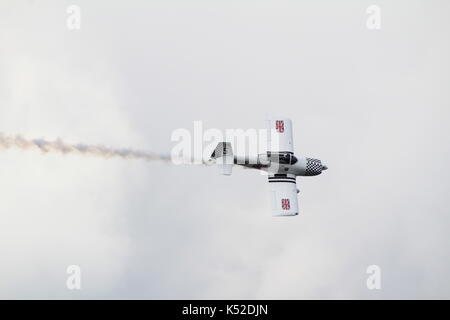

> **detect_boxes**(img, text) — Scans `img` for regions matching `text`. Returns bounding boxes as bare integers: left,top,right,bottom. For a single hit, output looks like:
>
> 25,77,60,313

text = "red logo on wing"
281,199,290,210
276,120,284,133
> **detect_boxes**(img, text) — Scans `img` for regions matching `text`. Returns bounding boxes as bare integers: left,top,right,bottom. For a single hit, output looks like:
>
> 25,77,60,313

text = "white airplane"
210,118,327,216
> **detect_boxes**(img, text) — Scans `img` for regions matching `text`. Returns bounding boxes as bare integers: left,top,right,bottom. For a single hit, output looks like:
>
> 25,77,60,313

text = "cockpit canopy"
267,151,298,165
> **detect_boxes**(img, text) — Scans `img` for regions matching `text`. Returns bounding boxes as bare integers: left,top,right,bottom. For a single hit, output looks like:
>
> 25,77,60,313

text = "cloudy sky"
0,0,449,299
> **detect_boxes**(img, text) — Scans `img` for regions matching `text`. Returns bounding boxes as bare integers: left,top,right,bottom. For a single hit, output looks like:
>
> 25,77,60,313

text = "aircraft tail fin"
210,142,233,175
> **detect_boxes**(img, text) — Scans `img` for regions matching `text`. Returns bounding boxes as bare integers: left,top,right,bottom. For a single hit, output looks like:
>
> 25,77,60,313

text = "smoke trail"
0,133,172,163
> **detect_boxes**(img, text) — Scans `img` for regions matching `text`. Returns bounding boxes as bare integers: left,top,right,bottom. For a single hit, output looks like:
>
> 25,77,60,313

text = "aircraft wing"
266,117,294,153
268,174,299,216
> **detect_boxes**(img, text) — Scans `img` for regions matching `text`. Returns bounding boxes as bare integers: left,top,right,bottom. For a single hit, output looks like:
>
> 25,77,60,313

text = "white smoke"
0,133,172,162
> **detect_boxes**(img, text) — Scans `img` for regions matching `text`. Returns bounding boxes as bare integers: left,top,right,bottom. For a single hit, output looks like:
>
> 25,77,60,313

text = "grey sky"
0,0,449,299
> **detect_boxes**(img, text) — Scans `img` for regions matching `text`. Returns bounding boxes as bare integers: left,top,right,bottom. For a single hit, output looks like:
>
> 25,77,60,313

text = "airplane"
210,117,327,216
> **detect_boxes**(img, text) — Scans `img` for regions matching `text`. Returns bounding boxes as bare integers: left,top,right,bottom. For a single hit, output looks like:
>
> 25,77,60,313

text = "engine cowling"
287,157,327,176
304,157,327,176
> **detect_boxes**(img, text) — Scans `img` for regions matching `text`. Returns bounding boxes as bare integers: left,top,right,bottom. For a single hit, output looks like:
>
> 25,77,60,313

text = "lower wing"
268,174,299,216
